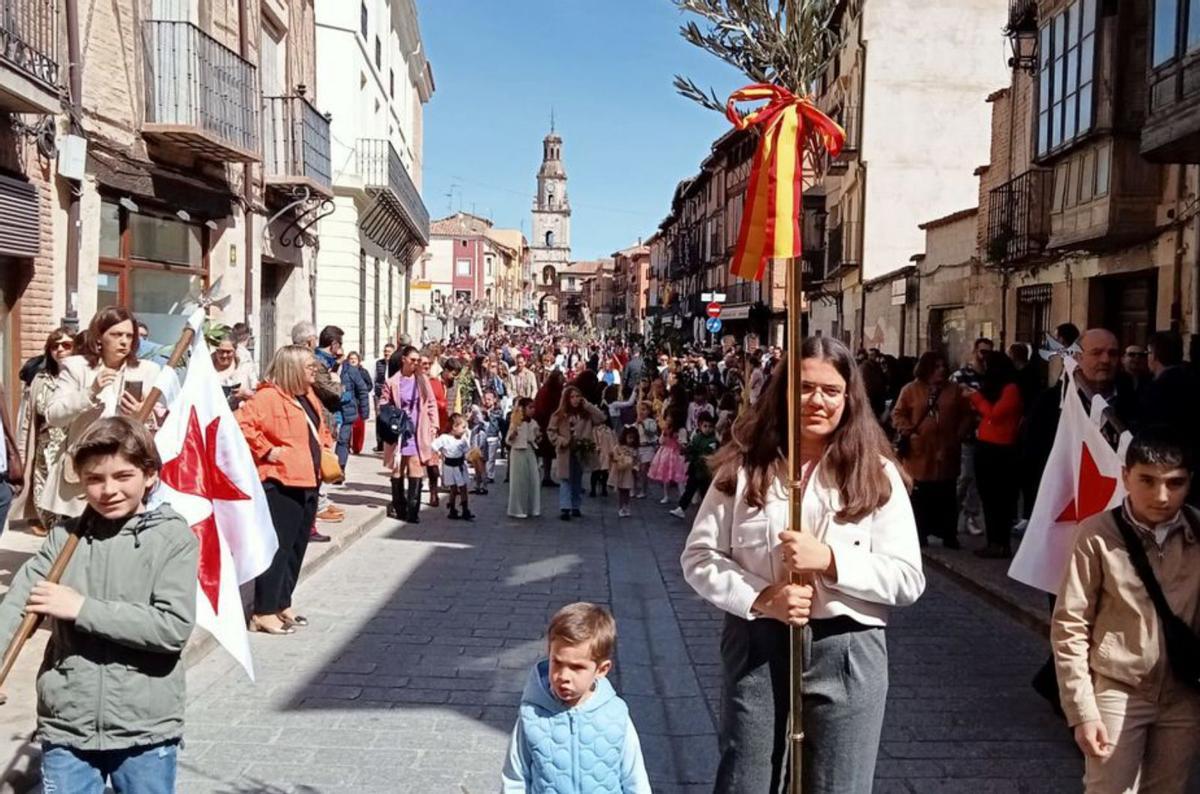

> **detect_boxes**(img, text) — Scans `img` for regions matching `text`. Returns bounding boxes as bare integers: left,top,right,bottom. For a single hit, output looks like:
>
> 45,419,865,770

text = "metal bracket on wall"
263,186,335,249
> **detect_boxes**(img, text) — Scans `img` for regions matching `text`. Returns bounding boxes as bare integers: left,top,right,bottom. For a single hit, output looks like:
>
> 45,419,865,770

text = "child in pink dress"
648,415,688,505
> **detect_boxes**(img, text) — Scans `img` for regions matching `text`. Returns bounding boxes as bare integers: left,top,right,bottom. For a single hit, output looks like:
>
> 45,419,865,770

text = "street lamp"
1007,27,1038,73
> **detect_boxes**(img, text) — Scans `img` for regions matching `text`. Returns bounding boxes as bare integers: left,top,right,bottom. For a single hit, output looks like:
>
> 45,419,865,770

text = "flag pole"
0,323,197,691
786,253,805,792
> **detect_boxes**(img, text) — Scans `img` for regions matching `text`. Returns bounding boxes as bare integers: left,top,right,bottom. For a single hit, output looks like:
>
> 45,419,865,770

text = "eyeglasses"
52,340,74,350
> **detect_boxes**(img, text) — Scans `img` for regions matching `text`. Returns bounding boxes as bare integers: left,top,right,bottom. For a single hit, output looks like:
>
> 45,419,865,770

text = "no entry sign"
706,302,722,318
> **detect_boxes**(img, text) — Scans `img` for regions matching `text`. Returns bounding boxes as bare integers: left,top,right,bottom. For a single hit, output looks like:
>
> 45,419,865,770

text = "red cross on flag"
150,310,278,679
1009,357,1129,594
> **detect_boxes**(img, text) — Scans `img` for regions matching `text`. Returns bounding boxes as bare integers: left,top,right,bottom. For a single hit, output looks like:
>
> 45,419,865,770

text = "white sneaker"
659,495,671,505
635,492,647,499
619,508,631,518
669,507,686,519
511,513,528,519
966,520,984,536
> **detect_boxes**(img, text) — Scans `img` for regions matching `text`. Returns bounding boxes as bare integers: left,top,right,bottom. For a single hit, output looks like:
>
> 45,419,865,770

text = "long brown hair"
83,306,139,368
711,336,906,522
554,384,587,418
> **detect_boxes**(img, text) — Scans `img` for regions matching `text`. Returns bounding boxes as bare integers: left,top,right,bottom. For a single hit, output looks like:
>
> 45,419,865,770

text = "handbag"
1112,508,1200,691
297,398,343,485
895,385,940,460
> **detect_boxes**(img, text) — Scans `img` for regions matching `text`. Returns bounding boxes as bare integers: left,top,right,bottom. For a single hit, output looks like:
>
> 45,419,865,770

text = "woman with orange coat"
967,350,1024,560
236,345,333,635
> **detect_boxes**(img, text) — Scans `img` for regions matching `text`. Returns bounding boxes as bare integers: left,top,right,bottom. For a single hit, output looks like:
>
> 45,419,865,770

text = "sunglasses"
53,340,74,350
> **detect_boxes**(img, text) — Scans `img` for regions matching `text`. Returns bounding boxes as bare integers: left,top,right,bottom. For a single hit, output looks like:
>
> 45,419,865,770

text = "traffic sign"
706,317,723,334
706,302,722,318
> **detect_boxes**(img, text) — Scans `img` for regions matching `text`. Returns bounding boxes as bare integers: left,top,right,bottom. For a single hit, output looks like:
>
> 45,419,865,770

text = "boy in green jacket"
671,412,719,519
0,416,198,793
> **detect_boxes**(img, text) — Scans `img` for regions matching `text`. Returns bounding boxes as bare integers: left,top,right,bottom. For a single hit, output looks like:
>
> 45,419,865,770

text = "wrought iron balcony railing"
263,94,332,197
142,20,260,162
1007,0,1038,31
987,169,1052,266
826,220,861,275
0,0,59,113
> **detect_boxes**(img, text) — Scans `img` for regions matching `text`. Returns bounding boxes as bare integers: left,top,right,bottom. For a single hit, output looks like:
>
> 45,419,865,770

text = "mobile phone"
124,381,144,400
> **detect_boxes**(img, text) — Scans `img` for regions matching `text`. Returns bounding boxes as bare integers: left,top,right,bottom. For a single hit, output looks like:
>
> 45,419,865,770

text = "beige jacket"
39,355,162,518
545,403,607,481
1052,504,1200,726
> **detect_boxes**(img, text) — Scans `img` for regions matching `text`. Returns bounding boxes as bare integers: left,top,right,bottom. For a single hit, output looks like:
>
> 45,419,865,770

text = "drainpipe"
1191,165,1200,359
62,0,83,329
238,0,255,323
1170,163,1186,334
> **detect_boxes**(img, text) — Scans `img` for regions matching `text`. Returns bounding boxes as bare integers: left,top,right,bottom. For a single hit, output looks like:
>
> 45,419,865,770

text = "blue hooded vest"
518,660,629,793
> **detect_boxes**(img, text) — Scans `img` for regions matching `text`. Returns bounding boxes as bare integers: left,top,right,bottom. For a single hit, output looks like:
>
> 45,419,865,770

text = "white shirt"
681,458,925,626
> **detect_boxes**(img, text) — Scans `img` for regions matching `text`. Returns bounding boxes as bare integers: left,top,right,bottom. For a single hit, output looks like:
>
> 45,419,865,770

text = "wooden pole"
0,323,197,690
787,255,805,793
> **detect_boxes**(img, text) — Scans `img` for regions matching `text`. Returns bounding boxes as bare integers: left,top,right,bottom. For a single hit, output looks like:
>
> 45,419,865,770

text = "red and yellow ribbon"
726,84,845,282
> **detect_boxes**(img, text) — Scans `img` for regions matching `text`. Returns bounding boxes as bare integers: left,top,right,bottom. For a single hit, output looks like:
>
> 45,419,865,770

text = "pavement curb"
920,549,1050,636
181,507,388,669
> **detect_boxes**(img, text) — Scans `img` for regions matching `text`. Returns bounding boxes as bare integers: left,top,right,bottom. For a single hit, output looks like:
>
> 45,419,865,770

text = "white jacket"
680,458,925,626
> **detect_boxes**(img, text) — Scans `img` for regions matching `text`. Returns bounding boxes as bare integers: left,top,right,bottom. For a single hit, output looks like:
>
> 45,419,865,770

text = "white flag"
150,310,278,679
1009,357,1129,594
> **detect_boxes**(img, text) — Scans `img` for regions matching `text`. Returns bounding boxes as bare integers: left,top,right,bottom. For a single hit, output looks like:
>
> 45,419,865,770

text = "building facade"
612,243,650,335
0,0,346,392
802,0,1200,363
530,127,571,324
314,0,433,360
805,0,1011,348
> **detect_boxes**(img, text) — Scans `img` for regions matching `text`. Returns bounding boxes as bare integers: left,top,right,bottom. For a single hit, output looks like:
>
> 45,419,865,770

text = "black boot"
406,478,423,523
387,478,405,520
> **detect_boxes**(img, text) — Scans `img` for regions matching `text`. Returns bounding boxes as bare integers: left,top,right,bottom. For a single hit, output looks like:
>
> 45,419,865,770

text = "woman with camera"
39,307,162,519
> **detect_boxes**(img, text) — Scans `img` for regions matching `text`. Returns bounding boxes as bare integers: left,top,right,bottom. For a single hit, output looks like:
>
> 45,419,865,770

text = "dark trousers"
590,469,609,496
910,479,957,546
974,441,1020,551
679,472,710,510
715,614,888,794
255,481,318,614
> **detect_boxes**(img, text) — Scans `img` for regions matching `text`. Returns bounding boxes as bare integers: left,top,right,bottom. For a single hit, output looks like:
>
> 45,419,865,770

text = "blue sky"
418,0,746,260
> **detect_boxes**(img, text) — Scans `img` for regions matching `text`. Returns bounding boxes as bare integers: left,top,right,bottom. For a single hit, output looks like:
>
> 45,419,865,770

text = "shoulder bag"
895,385,940,460
297,398,343,484
1111,508,1200,691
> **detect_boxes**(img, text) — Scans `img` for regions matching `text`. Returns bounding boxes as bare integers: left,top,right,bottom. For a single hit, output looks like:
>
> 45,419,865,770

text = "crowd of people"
0,302,1196,792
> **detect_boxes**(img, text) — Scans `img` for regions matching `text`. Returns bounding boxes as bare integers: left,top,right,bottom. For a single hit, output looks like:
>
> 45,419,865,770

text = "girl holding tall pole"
681,336,925,793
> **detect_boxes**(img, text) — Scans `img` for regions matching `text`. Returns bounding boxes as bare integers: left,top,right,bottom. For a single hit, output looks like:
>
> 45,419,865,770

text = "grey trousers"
713,614,888,794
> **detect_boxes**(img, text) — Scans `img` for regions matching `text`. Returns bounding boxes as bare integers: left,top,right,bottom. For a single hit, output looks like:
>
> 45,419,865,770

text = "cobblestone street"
175,464,1096,794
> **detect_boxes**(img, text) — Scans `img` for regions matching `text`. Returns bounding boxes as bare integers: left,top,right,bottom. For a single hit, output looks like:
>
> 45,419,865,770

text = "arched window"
545,230,554,247
547,190,555,208
543,266,555,285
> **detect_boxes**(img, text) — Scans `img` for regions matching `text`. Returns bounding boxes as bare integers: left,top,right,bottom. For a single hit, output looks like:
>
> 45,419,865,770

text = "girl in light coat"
681,337,925,794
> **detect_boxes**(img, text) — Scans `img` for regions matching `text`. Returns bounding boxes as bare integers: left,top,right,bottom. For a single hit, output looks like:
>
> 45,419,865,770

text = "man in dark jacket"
338,358,372,469
1142,330,1200,498
373,343,395,452
1022,327,1138,711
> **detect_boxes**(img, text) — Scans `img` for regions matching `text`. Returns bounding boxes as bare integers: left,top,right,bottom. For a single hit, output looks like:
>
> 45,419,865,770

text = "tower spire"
550,105,555,133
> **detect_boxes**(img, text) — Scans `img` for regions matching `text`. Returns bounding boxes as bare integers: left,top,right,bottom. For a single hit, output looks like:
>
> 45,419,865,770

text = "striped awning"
0,174,39,258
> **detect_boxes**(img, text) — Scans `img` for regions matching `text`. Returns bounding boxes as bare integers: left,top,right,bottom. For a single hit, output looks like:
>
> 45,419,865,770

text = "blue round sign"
706,317,723,334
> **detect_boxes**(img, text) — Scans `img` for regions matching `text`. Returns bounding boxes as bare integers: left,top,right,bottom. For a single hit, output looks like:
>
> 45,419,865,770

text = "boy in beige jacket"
1052,429,1200,793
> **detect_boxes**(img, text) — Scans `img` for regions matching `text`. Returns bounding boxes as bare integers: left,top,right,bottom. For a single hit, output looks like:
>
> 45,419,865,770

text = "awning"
0,173,39,258
503,318,531,328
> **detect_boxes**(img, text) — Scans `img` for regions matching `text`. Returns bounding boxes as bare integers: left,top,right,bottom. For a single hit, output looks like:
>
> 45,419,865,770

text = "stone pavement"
175,458,1121,794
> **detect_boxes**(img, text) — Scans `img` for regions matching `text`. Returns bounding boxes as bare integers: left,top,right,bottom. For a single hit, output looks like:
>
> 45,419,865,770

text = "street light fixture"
1007,27,1038,73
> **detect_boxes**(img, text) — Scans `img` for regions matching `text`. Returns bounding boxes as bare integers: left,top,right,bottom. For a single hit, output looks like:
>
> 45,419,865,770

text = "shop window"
98,199,208,343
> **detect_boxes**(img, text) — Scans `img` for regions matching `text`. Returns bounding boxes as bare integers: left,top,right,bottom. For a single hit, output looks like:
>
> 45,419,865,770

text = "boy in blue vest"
501,602,651,793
